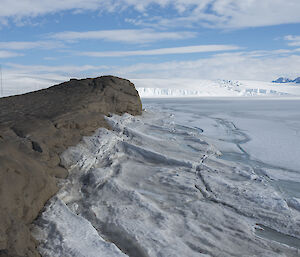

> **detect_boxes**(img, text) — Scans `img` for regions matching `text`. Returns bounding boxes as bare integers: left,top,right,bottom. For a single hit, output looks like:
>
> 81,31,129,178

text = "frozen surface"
134,78,300,97
145,98,300,172
33,198,127,257
33,98,300,257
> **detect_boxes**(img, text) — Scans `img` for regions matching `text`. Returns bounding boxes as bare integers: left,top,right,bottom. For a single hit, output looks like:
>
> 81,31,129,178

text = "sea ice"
34,99,300,256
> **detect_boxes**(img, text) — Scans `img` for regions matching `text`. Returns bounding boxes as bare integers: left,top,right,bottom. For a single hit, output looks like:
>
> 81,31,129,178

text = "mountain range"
272,77,300,83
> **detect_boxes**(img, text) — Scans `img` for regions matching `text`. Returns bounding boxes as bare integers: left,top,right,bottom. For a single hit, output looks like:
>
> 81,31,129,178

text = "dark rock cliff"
0,76,142,257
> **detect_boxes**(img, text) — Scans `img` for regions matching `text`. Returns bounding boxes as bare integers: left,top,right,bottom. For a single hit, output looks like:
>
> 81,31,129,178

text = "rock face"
0,76,142,257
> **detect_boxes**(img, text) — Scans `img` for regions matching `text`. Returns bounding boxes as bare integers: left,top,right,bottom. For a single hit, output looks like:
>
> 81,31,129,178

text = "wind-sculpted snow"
33,107,300,257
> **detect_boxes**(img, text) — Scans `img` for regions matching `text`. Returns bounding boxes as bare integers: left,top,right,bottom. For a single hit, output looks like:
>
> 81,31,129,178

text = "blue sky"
1,0,300,83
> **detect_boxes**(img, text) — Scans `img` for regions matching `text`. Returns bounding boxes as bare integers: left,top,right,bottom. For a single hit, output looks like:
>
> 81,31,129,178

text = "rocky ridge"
0,76,142,257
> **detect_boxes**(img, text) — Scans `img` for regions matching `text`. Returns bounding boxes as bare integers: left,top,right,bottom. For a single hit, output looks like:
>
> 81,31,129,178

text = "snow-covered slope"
0,72,67,98
133,79,300,98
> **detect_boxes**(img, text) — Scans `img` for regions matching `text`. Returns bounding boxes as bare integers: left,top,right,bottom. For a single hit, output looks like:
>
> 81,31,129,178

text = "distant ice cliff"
135,79,297,98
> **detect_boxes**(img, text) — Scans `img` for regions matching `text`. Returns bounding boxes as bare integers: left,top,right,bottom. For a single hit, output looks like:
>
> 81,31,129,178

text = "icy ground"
33,98,300,257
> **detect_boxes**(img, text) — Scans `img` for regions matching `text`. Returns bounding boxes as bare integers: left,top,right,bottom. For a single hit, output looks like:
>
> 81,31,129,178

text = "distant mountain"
293,77,300,83
272,77,300,83
272,77,293,83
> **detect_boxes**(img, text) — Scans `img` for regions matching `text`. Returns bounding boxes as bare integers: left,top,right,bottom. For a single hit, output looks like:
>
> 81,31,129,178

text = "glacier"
33,98,300,257
133,78,300,97
2,77,300,98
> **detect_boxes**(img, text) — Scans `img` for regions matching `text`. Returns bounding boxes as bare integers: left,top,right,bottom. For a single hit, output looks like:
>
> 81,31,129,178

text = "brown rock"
0,76,142,257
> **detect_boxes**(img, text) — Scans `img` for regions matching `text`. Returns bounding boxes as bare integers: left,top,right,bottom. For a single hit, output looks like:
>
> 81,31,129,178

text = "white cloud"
1,0,300,29
6,63,109,74
50,29,196,44
77,44,240,57
150,0,300,29
4,50,300,82
0,50,22,58
284,35,300,46
226,48,300,58
0,41,64,50
113,52,300,81
208,0,300,28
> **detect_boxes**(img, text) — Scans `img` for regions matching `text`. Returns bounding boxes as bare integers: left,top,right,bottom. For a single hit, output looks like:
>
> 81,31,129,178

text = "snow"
168,98,300,172
132,78,300,97
0,72,67,97
33,98,300,257
2,76,300,98
32,198,127,257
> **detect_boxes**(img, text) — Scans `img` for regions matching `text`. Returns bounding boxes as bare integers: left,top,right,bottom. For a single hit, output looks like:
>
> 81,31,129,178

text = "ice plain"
33,98,300,257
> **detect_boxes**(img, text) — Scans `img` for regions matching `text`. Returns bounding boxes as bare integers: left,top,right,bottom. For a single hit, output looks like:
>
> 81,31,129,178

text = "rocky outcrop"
0,76,142,257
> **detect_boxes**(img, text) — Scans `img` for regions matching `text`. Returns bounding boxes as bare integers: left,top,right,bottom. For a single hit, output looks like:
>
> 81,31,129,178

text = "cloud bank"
0,50,22,58
5,50,300,81
78,45,240,57
50,29,196,44
1,0,300,29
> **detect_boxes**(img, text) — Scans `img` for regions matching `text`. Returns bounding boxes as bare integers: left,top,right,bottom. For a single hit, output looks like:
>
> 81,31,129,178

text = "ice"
133,78,300,98
34,98,300,257
3,77,300,98
32,198,128,257
287,198,300,212
144,98,300,171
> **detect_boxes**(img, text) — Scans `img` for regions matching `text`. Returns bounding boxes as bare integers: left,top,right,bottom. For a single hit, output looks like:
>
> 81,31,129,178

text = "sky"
1,0,300,87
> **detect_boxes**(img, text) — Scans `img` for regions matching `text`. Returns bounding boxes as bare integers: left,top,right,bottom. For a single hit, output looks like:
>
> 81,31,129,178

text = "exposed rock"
0,76,142,257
